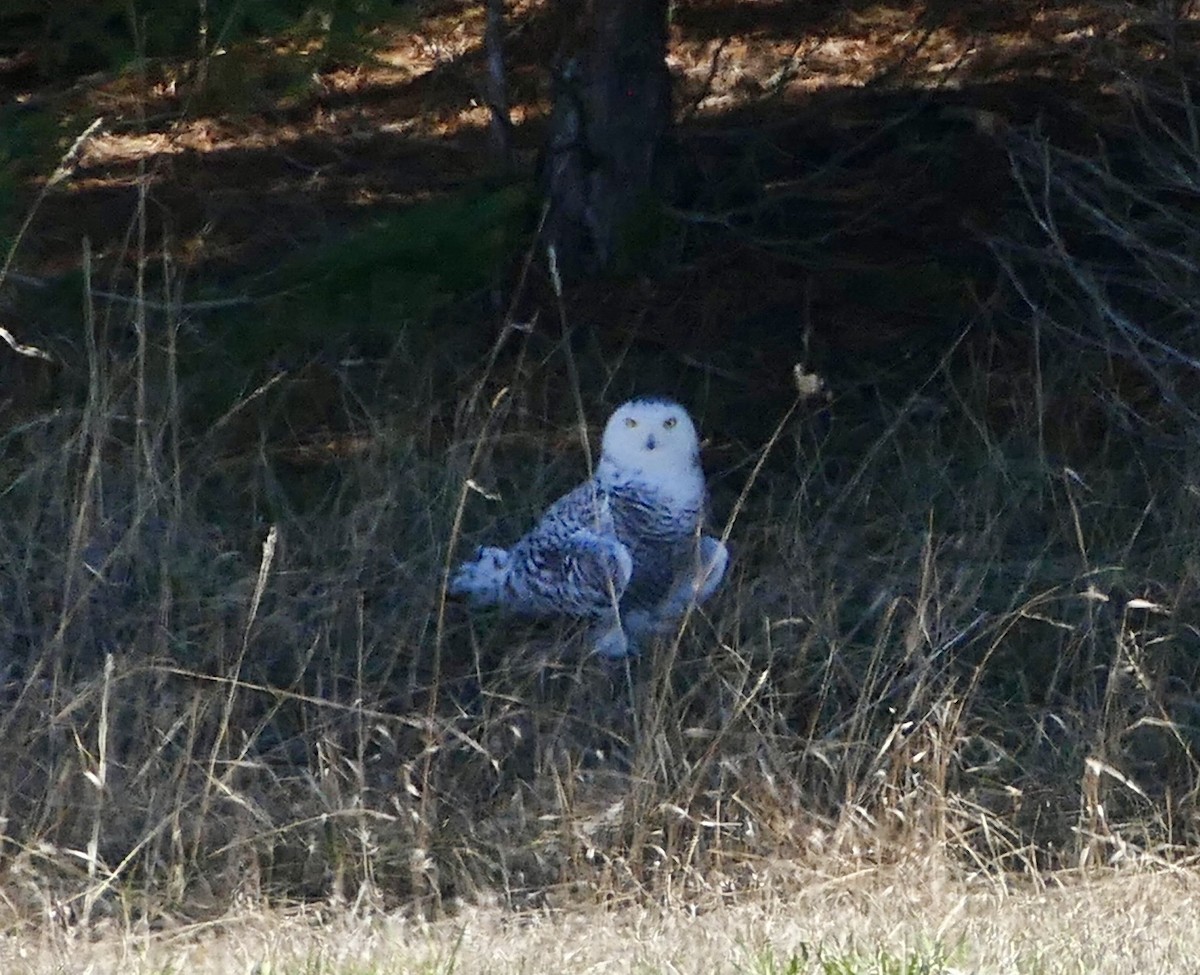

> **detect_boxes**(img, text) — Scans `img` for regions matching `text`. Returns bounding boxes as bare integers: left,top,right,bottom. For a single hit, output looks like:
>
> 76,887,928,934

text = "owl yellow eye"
663,416,677,429
624,417,638,428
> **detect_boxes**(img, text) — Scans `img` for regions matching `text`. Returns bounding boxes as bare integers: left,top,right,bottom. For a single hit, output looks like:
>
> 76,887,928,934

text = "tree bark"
543,0,672,281
483,0,513,168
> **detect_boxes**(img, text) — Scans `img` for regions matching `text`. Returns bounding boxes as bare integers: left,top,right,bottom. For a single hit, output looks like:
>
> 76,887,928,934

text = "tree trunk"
483,0,513,168
543,0,672,281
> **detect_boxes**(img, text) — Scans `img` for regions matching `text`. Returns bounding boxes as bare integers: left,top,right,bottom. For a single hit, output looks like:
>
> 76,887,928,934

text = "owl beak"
644,434,657,451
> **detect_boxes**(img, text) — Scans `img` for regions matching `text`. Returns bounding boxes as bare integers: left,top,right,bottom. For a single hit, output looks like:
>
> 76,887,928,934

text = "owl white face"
600,398,700,476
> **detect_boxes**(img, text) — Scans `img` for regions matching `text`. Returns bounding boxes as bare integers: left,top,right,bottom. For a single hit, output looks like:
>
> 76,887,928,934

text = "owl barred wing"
502,481,633,616
450,480,633,618
505,528,632,617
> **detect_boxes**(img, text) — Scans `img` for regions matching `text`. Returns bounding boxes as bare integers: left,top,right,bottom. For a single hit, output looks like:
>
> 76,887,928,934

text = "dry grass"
2,0,1200,961
2,868,1199,974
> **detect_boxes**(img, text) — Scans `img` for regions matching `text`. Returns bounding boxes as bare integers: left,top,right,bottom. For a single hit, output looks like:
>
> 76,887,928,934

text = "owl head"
600,397,701,477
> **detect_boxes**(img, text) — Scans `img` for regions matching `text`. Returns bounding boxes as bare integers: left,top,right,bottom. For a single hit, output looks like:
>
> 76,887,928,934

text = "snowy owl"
449,397,728,658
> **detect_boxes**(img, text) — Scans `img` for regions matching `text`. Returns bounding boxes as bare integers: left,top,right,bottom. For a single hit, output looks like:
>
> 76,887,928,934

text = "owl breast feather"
608,480,705,611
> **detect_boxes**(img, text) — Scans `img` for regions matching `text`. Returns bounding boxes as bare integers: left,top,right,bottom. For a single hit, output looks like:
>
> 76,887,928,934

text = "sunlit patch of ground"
9,0,1191,277
670,1,1153,112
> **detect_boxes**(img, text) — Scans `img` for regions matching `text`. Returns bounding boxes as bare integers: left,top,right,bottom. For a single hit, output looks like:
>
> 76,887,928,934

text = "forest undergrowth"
0,0,1199,943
